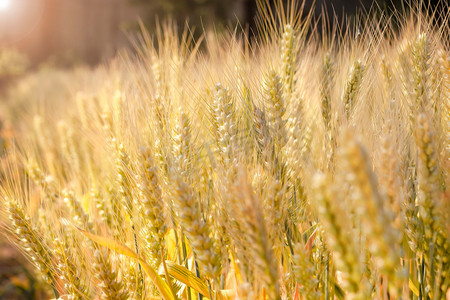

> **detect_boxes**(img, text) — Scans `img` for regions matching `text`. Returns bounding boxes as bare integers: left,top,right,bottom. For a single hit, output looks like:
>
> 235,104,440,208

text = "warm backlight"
0,0,11,11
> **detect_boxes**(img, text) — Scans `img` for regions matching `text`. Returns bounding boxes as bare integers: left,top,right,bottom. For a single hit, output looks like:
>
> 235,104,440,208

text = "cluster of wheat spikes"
0,0,449,299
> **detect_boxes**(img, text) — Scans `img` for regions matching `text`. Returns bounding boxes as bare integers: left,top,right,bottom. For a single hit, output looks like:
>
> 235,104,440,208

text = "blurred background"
2,0,443,69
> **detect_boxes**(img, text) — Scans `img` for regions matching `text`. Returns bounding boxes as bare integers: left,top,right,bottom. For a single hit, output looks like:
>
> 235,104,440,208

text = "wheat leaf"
77,227,176,300
409,278,420,297
164,261,210,297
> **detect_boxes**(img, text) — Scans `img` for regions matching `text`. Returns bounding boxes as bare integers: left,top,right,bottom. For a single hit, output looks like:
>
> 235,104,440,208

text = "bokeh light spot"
0,0,11,11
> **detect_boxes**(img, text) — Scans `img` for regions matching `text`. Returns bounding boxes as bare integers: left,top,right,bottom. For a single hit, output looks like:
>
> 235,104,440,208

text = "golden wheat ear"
310,172,369,298
137,146,168,268
6,197,60,298
1,0,450,298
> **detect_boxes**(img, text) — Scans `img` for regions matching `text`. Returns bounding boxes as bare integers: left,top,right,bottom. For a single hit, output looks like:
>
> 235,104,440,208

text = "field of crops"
0,1,448,299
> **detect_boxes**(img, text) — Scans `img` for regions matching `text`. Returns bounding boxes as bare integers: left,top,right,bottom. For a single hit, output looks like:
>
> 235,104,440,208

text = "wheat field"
0,1,449,299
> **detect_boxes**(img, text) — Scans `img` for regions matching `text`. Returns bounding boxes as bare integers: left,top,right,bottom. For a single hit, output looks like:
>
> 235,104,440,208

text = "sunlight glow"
0,0,11,11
